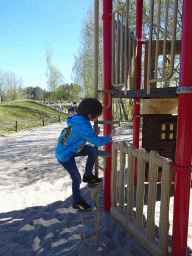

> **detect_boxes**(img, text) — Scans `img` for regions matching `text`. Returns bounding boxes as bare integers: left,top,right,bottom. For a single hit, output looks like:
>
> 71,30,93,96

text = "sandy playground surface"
0,122,192,256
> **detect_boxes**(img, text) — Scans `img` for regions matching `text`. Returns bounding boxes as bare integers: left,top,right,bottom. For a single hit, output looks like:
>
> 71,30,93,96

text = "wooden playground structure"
111,142,172,255
78,0,192,255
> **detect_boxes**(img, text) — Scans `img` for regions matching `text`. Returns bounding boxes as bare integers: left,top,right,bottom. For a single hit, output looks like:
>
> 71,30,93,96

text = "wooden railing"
147,0,179,92
111,141,172,255
112,0,137,91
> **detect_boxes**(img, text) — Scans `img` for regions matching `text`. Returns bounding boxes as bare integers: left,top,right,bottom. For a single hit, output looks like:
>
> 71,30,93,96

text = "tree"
33,87,44,100
25,87,34,99
43,90,53,103
6,89,18,101
25,86,44,101
56,83,72,101
72,1,103,98
45,46,64,98
0,70,3,101
55,83,82,102
0,70,24,101
71,83,82,102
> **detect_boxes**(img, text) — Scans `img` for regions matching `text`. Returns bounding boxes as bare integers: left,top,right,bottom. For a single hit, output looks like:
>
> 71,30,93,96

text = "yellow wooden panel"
161,133,166,140
162,124,166,131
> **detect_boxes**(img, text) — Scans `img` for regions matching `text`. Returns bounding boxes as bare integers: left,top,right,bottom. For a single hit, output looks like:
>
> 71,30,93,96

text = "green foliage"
25,86,45,101
0,70,24,102
56,83,72,101
46,65,64,93
0,90,1,98
43,91,53,102
72,0,103,97
55,83,82,102
6,89,18,101
113,98,134,122
68,83,82,102
0,99,68,135
45,46,64,94
22,83,82,103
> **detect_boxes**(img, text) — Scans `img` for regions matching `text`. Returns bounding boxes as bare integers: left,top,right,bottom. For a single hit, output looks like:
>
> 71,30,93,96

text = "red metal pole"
171,0,192,254
133,0,143,182
102,0,112,212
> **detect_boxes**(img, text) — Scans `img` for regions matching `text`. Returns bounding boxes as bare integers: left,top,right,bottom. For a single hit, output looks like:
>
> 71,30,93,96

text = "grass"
0,99,69,135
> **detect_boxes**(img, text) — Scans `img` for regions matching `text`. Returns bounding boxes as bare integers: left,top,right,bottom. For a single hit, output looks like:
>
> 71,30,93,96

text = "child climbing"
55,98,116,211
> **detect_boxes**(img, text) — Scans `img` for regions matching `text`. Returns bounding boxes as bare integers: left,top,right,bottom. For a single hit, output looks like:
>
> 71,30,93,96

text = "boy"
55,98,116,211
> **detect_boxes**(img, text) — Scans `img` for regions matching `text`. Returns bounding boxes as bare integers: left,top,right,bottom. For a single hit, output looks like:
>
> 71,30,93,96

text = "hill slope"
0,99,69,135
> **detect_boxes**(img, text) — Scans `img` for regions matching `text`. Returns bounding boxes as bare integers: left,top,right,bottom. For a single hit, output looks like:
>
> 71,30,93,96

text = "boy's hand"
95,127,100,135
110,127,116,138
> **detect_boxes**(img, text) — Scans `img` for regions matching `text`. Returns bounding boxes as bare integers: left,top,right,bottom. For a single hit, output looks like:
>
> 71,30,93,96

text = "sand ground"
0,122,191,255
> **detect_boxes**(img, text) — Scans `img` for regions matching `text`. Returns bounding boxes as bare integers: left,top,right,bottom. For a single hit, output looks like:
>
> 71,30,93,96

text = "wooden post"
159,158,171,253
43,117,44,126
16,121,18,132
126,144,135,221
133,0,143,184
136,148,146,230
112,142,118,207
147,150,158,239
119,141,126,214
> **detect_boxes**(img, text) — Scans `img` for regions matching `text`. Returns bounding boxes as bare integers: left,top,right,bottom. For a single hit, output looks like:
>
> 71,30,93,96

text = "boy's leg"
59,158,82,203
75,145,97,176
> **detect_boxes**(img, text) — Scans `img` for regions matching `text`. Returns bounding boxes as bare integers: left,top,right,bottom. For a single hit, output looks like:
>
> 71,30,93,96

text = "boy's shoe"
73,199,92,211
83,174,102,185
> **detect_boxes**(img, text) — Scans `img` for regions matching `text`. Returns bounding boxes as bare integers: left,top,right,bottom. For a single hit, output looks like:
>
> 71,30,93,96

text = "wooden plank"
112,142,118,207
159,158,171,253
119,141,126,214
110,206,166,256
147,150,158,239
126,144,135,221
136,148,146,230
97,120,120,125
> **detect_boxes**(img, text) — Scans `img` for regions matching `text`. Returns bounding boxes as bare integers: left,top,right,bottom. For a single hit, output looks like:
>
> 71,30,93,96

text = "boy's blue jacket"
55,114,111,162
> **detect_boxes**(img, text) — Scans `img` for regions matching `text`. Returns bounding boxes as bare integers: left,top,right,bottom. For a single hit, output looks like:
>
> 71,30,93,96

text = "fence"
0,116,61,134
111,141,172,255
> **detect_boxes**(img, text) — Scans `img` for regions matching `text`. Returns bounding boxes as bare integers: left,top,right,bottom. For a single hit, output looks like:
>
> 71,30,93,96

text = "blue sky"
1,0,93,90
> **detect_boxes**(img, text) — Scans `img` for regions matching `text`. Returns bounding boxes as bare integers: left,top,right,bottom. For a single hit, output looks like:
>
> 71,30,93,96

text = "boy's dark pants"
59,145,97,203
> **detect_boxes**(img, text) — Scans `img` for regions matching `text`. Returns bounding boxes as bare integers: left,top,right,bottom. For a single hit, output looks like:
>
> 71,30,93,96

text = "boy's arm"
78,126,115,146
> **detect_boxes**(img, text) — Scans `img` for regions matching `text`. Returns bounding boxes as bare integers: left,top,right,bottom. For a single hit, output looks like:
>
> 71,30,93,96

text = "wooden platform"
97,120,120,125
112,87,178,99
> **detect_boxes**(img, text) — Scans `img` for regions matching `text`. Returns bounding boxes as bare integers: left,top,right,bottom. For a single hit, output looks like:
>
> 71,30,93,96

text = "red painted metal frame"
133,0,143,182
101,0,192,253
102,0,144,210
171,0,192,254
102,0,112,212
